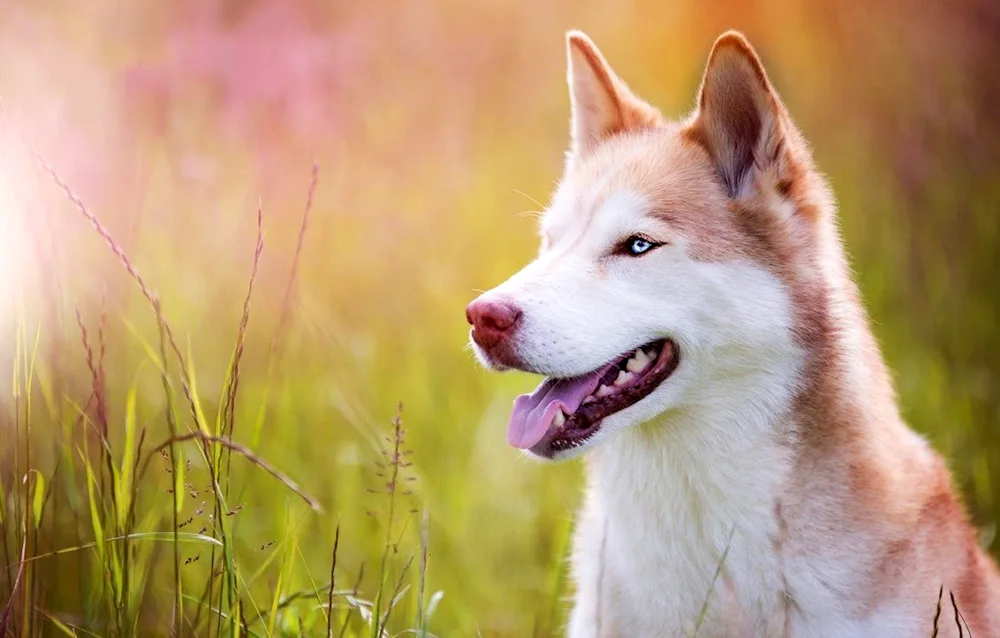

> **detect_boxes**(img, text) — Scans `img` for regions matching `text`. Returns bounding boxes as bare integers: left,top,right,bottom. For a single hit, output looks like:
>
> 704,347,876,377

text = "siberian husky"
465,29,1000,638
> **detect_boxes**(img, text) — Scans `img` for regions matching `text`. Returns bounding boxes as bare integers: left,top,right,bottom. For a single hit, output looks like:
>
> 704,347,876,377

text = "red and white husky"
465,29,1000,637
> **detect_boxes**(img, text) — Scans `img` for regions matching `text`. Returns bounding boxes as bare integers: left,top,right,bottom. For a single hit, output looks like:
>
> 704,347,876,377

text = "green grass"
1,162,462,637
1,2,998,636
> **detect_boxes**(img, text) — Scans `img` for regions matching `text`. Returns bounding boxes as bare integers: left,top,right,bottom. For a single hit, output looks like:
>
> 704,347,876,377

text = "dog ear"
566,31,660,158
688,31,787,198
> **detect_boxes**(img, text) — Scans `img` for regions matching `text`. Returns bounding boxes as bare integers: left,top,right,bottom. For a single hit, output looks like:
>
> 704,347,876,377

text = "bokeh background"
1,0,998,635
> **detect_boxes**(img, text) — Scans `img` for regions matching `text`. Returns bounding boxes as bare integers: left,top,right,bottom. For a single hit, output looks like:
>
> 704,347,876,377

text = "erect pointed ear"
566,30,661,157
688,31,787,198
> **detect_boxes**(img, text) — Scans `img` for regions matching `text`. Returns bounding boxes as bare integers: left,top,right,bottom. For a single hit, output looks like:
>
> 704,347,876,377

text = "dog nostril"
467,299,521,337
488,305,519,332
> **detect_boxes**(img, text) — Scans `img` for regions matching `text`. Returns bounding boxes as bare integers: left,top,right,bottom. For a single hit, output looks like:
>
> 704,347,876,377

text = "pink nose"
466,298,522,350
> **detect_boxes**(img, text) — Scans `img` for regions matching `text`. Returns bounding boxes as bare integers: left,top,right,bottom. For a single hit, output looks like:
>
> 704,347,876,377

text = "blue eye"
615,235,662,257
626,236,657,256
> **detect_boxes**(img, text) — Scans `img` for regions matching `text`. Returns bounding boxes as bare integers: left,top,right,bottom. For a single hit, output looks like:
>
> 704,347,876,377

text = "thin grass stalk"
211,201,264,638
692,524,736,637
271,161,318,365
75,310,118,557
381,556,415,635
1,396,15,628
75,309,108,440
930,584,943,637
23,497,32,637
64,407,91,628
0,460,13,631
208,478,235,638
7,303,26,636
211,510,225,638
192,556,224,637
30,460,60,634
379,554,414,634
79,431,120,632
955,594,972,637
373,405,408,638
98,293,107,401
416,508,429,636
950,591,964,638
20,311,36,636
246,575,337,624
265,501,294,638
337,562,365,638
326,523,339,638
37,156,200,436
221,203,264,500
28,475,39,638
121,426,146,634
0,529,27,635
155,317,184,637
245,162,319,456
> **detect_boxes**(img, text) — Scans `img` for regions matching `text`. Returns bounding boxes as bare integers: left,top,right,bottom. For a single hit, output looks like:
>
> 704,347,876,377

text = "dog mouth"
508,339,680,458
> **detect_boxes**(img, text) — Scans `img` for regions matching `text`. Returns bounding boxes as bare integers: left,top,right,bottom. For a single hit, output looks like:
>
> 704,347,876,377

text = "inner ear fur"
686,31,789,198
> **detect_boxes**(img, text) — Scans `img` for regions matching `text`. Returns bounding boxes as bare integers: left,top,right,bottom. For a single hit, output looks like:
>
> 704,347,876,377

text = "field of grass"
1,0,998,636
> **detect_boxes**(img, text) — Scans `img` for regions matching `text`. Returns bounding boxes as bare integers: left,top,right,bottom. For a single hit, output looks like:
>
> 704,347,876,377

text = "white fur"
471,180,815,634
565,261,803,637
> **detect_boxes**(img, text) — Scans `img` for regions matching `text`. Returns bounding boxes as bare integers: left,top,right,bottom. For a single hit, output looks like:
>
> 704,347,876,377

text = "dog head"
467,30,827,460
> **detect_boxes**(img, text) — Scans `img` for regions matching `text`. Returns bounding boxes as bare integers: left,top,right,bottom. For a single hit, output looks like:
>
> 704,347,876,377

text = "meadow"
1,0,998,636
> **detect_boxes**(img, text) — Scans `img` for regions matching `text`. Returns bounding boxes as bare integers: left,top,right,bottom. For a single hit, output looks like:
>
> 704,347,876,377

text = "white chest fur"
567,409,792,638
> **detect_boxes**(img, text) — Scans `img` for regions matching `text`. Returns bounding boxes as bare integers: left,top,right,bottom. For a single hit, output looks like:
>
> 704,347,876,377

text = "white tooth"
583,395,595,404
626,350,650,373
596,384,614,398
553,410,566,427
614,370,631,387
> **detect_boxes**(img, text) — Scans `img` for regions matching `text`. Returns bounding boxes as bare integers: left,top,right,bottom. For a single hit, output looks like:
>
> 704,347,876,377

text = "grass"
0,161,450,637
1,1,998,635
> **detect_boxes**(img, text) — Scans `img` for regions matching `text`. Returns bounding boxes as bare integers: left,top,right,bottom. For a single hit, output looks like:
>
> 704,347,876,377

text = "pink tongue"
508,372,604,449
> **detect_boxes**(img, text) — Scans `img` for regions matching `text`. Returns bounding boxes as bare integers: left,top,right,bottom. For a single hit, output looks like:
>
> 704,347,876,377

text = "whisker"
513,189,546,210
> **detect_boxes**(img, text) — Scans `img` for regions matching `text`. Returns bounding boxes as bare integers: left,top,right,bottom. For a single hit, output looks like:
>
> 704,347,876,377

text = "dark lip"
469,332,521,371
529,339,681,459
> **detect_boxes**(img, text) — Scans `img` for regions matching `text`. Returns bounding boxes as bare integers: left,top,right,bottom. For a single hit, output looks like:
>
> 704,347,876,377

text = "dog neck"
579,262,905,607
588,356,799,536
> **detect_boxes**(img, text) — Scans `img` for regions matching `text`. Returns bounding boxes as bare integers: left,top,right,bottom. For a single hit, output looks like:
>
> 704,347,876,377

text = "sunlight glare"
0,165,26,328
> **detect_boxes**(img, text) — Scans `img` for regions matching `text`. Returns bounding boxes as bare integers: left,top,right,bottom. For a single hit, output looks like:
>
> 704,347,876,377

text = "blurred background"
1,0,998,635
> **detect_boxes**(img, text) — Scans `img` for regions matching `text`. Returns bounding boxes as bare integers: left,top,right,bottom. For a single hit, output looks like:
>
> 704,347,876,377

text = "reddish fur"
567,32,662,154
